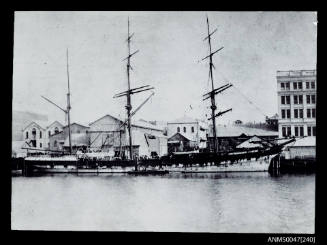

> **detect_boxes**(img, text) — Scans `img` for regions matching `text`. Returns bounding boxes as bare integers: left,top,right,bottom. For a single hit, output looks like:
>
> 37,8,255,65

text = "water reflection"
11,172,315,233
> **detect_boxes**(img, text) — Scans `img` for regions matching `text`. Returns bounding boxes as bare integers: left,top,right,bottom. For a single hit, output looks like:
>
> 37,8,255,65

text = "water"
11,172,315,233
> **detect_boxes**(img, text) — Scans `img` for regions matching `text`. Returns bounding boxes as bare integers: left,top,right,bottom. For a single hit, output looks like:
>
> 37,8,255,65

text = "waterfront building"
277,70,316,138
282,136,316,160
49,123,89,153
167,116,208,153
207,124,278,152
265,114,279,131
22,121,49,149
12,110,48,141
88,114,167,158
22,120,64,150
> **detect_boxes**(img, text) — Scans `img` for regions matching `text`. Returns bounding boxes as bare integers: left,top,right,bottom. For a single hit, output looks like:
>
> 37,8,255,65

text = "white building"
282,137,316,160
22,120,64,150
167,116,208,149
277,70,316,138
88,114,167,159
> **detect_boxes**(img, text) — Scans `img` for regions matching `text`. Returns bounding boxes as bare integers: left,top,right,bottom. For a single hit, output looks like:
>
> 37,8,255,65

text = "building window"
281,109,285,119
306,82,310,89
294,109,298,118
191,126,194,133
294,95,298,104
40,131,42,139
183,127,186,133
48,131,51,137
294,126,298,137
307,109,311,118
286,109,290,119
32,128,36,136
293,82,297,90
285,82,290,90
77,130,80,134
54,140,57,147
48,142,50,148
281,96,285,105
281,83,285,90
311,95,316,104
282,127,286,137
177,127,180,133
54,127,59,134
286,96,290,104
311,81,315,89
40,143,42,148
299,109,303,119
298,82,302,90
307,95,310,104
300,126,304,137
26,131,28,139
287,127,291,136
299,95,303,104
312,108,316,118
313,126,316,136
308,126,312,136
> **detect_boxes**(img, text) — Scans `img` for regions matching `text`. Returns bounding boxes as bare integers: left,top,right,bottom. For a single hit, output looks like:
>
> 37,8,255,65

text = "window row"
281,108,316,119
281,125,316,137
280,81,315,90
281,94,316,105
25,129,42,139
25,127,60,139
177,126,195,133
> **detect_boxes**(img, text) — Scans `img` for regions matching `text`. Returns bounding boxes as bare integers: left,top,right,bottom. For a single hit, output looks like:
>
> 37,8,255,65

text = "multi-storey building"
277,70,316,138
167,116,208,152
22,120,64,149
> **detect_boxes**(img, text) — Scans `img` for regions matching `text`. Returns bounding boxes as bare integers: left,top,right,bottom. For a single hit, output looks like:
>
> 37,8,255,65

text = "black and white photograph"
11,11,317,234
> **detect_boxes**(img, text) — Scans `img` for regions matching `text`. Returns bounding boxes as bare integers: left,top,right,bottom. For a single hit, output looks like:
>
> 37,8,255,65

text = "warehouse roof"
291,136,316,147
209,124,278,137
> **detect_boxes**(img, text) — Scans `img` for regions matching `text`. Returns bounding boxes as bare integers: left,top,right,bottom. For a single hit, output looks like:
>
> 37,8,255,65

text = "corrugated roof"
89,114,163,131
291,136,316,147
63,122,90,129
236,136,264,149
209,124,278,137
132,119,163,131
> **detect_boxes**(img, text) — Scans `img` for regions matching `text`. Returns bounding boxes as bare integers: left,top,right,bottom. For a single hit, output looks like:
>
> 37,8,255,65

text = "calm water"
11,172,315,233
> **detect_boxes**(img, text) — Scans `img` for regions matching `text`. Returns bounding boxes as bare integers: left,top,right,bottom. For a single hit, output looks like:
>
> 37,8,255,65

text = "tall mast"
66,48,72,154
206,17,217,154
126,18,133,161
113,17,154,162
201,15,232,154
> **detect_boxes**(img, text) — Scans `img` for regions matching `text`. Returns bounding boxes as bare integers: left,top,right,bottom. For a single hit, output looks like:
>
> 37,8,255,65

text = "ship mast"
114,17,154,163
66,48,72,154
202,16,232,154
41,49,73,154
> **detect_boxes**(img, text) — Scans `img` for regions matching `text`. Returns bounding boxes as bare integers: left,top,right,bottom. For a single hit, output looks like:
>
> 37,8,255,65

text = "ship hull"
26,154,276,174
167,154,275,173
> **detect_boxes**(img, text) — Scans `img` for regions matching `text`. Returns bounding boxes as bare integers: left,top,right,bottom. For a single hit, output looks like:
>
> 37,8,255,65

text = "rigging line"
232,85,268,117
212,66,267,117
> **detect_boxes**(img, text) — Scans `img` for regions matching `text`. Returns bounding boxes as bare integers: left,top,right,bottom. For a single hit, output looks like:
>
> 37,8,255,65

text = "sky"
12,11,317,126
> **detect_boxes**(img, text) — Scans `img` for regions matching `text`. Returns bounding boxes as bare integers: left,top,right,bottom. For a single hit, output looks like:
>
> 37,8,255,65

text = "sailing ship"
23,18,168,175
19,15,294,175
158,16,295,173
